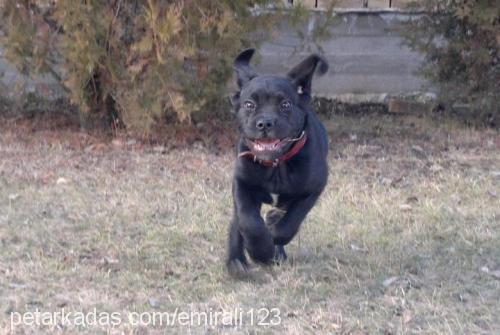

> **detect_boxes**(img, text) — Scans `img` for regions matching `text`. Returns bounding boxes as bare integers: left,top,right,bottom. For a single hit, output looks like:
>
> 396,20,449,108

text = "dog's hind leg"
269,193,320,246
274,245,287,264
265,209,288,263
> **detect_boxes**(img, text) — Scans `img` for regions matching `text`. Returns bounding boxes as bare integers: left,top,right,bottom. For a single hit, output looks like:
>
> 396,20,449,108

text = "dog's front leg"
227,215,248,274
269,193,320,246
231,179,275,264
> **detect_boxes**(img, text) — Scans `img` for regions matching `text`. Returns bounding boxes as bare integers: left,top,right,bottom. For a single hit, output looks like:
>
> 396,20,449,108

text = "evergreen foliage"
0,0,284,132
403,0,499,125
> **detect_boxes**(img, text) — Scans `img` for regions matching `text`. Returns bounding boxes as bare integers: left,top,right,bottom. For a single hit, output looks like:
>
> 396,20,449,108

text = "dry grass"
0,113,499,334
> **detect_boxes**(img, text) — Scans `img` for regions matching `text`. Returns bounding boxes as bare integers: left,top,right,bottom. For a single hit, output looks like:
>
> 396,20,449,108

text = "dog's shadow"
227,245,323,282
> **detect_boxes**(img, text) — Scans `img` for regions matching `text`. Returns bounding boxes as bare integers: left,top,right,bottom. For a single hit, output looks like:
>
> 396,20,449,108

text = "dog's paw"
273,245,288,265
269,224,294,246
247,243,275,264
265,208,286,227
226,259,249,278
244,230,275,265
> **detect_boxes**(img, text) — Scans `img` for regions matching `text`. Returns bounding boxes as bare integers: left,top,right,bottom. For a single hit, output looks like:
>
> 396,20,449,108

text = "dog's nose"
256,116,276,131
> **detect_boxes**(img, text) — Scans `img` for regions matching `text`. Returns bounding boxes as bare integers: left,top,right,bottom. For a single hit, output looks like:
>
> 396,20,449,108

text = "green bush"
403,0,499,126
0,0,286,134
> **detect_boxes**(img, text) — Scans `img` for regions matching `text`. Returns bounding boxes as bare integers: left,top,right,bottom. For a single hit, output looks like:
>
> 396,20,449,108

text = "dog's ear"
233,48,258,89
287,54,328,97
230,91,241,108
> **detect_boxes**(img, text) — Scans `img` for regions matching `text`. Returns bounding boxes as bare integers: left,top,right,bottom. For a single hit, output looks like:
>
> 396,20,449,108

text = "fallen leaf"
490,270,500,279
41,172,54,184
380,177,393,186
350,244,368,253
101,257,119,265
56,177,69,185
406,196,418,203
112,139,124,147
54,294,70,308
403,310,412,323
399,204,412,211
126,139,137,146
84,145,95,153
84,143,107,153
8,194,20,201
153,145,166,154
411,145,426,159
148,298,160,308
383,276,399,287
9,282,27,289
331,322,341,329
429,163,443,172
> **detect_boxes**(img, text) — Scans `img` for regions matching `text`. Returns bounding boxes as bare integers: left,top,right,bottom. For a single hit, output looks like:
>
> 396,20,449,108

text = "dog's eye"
280,100,292,111
244,101,255,110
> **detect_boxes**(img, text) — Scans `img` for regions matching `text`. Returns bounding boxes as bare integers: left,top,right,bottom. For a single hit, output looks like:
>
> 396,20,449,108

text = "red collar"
238,131,307,167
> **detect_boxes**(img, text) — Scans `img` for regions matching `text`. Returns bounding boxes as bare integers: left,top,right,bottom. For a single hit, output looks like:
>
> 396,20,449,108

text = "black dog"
226,49,329,274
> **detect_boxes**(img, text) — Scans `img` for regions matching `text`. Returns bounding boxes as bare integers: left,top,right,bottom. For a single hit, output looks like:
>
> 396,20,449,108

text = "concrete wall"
0,10,432,102
256,11,432,101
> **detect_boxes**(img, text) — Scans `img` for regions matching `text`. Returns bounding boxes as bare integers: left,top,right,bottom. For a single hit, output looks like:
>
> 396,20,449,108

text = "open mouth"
246,138,288,153
245,132,305,155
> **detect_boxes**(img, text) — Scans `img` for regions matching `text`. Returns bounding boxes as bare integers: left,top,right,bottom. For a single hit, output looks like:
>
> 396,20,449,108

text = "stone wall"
287,0,421,10
0,45,64,99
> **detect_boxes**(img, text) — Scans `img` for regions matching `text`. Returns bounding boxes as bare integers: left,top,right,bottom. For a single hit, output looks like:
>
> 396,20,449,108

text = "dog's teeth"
253,141,280,151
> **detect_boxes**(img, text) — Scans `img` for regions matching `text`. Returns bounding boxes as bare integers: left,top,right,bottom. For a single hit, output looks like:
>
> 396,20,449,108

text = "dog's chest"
263,163,307,194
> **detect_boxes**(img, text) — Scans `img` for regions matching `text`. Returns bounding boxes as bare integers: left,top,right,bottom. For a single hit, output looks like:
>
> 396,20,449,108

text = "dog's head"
231,49,328,161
